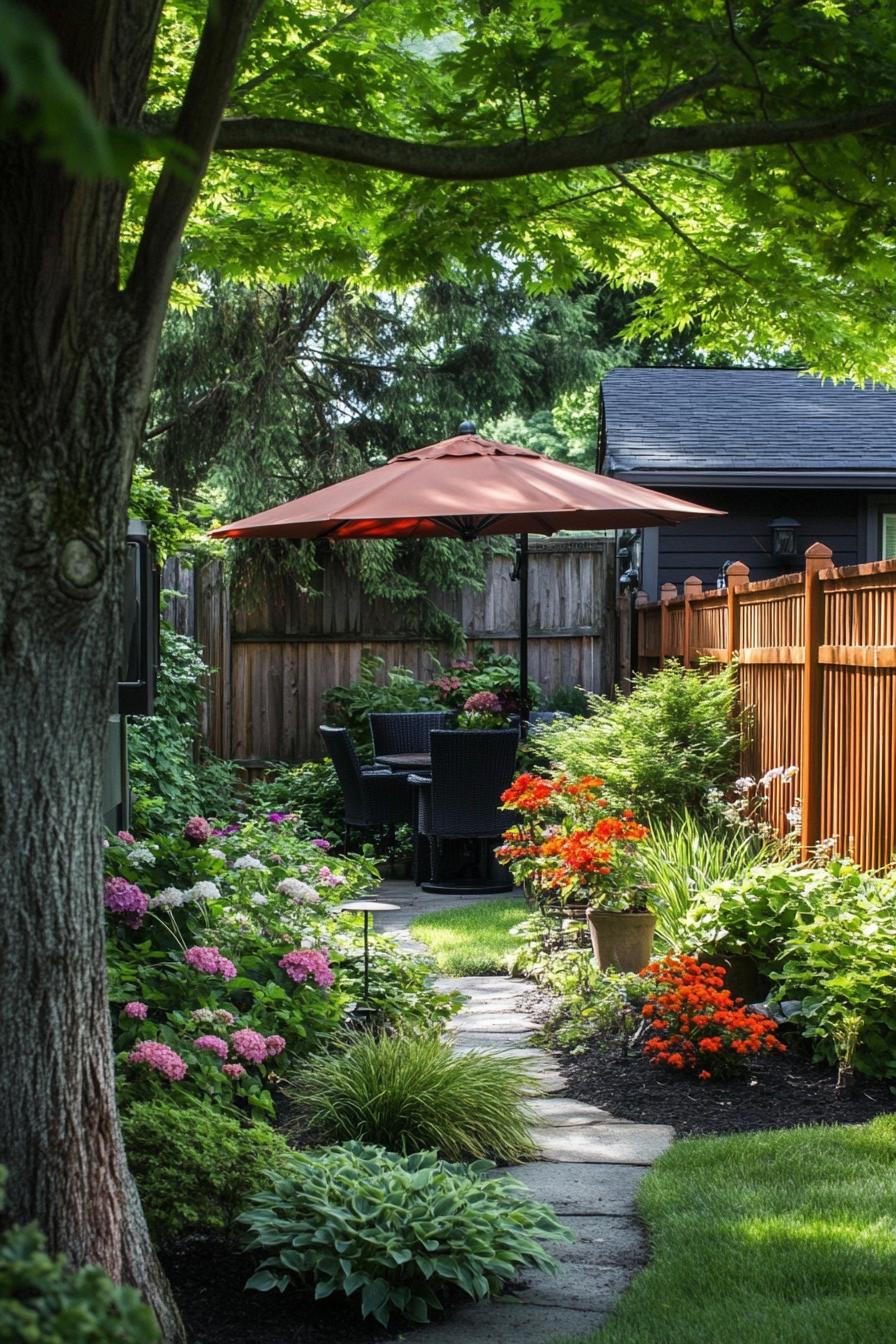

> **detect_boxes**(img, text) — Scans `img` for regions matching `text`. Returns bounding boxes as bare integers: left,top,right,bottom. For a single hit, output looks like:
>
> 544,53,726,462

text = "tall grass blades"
287,1031,537,1163
639,813,776,952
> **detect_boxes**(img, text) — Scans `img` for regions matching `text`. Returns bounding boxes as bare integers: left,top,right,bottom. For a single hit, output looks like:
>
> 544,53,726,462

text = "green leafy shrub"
122,1098,293,1243
286,1032,535,1162
532,662,740,820
240,1142,570,1325
638,812,779,952
323,653,438,754
687,860,896,1078
772,872,896,1078
0,1170,158,1342
128,625,222,830
244,759,344,841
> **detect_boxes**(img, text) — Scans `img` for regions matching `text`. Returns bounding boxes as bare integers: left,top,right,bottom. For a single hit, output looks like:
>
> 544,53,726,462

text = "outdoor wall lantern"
769,517,801,561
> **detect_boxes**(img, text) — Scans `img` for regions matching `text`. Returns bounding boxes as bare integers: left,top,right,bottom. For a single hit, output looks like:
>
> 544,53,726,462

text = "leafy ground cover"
577,1117,896,1344
410,897,526,975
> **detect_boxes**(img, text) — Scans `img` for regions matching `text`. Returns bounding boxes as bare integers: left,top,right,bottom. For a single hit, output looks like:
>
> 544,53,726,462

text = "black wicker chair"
411,728,519,893
369,711,449,760
319,725,413,853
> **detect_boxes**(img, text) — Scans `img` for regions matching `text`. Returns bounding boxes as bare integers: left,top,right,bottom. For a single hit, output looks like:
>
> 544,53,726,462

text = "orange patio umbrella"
211,427,723,718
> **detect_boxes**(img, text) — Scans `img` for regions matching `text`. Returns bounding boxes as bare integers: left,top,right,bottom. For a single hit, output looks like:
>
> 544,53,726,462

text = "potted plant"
456,690,509,729
496,774,653,972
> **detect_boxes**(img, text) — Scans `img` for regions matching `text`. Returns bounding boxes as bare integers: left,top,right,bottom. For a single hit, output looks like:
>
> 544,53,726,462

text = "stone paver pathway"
372,881,673,1344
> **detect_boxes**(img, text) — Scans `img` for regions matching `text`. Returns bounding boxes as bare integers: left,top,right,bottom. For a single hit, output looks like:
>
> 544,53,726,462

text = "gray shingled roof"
602,368,896,486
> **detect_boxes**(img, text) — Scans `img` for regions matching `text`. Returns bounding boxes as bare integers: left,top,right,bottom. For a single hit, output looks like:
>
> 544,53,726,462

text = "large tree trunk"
0,134,186,1331
0,301,186,1341
0,5,257,1340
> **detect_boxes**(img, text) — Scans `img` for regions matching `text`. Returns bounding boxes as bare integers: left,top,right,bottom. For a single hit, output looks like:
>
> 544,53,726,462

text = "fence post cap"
660,582,678,602
634,590,649,607
805,541,833,561
726,560,750,589
683,575,703,595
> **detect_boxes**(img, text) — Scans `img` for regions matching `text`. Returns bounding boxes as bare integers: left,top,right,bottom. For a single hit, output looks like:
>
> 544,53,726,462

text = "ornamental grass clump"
240,1142,571,1326
641,954,785,1079
286,1031,536,1163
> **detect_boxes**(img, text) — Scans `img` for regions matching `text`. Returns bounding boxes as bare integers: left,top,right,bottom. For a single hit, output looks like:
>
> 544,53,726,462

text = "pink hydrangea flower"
104,877,148,929
265,1035,286,1058
222,1063,245,1079
231,1028,268,1063
311,838,331,851
183,816,212,845
279,949,334,989
183,945,237,980
318,866,346,888
124,1001,148,1020
194,1034,229,1060
463,690,503,713
128,1040,187,1081
116,830,135,844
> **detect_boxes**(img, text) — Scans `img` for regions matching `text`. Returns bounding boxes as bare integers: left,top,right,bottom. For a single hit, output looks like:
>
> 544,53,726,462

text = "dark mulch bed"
518,985,896,1138
163,1238,398,1344
561,1036,896,1139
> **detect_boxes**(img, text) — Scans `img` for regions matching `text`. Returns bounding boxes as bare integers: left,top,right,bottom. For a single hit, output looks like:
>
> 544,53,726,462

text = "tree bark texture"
0,4,258,1340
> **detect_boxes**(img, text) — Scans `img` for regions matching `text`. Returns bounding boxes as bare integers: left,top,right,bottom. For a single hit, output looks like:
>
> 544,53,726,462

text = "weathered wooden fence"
634,544,896,871
168,538,615,764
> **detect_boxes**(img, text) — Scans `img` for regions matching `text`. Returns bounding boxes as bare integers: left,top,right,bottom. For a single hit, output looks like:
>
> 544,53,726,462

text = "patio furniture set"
321,711,560,893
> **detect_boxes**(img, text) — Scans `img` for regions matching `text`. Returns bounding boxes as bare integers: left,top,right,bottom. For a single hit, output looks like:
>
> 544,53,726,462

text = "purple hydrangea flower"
104,877,148,929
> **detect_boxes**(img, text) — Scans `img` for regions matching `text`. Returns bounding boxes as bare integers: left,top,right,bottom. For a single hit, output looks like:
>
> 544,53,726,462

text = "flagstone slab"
533,1123,673,1165
528,1097,623,1127
399,1300,611,1344
495,1162,651,1216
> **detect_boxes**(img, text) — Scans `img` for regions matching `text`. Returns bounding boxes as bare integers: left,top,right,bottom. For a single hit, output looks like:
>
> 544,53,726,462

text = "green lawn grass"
567,1115,896,1344
410,898,526,975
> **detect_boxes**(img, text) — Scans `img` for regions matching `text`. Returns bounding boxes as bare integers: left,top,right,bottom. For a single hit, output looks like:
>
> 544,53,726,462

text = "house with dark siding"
599,367,896,599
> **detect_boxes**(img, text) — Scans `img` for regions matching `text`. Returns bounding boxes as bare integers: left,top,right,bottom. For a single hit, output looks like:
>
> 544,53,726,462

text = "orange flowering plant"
496,774,649,911
640,954,785,1080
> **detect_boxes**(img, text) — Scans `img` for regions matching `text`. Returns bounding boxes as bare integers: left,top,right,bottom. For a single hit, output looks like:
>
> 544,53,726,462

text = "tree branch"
608,167,750,282
231,0,379,100
126,1,263,353
214,100,896,180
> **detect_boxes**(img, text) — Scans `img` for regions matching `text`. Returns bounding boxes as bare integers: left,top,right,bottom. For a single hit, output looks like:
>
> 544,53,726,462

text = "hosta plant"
240,1142,571,1326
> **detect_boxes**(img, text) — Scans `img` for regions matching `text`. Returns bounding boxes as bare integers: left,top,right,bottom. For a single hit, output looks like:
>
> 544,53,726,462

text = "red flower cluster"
500,773,565,812
537,816,648,885
640,955,785,1080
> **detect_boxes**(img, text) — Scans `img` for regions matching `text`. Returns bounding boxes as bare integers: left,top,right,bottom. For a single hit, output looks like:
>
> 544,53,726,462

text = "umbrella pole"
518,532,529,738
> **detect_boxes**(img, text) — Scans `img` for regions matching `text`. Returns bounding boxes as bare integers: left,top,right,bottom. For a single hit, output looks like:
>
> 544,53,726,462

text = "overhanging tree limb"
126,0,263,352
214,101,896,179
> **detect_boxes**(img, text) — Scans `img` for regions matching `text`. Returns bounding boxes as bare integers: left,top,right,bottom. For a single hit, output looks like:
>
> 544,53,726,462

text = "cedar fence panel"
634,546,896,871
176,538,615,766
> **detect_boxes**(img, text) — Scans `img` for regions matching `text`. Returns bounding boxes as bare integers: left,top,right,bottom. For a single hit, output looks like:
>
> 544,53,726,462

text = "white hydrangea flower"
190,1008,215,1023
277,877,319,903
208,847,226,860
129,844,156,866
249,891,268,906
782,765,799,782
148,887,185,908
186,880,220,902
734,776,756,794
233,854,265,871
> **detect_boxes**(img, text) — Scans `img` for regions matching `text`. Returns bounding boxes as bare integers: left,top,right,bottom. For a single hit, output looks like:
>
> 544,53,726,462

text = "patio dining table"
374,752,432,771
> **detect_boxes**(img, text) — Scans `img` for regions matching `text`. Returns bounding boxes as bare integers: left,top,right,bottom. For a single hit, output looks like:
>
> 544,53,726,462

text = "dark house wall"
646,488,866,595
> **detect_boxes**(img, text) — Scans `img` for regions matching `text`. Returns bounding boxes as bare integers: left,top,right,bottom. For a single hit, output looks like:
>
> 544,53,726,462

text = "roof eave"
604,467,896,491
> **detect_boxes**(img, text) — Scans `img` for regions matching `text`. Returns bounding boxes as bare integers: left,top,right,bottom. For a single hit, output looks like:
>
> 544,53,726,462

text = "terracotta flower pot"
587,909,657,974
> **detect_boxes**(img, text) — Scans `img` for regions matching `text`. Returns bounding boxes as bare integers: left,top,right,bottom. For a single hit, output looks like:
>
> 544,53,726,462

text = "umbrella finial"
457,419,477,435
